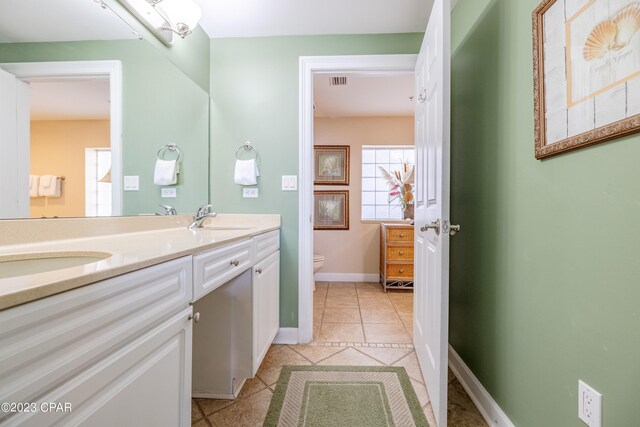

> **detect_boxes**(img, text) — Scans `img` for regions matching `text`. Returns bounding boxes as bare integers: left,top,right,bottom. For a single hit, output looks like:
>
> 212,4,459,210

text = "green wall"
0,40,209,215
450,1,639,425
209,34,424,327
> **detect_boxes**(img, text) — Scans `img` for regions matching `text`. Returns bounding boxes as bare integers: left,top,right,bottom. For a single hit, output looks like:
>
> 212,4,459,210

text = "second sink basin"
0,251,112,279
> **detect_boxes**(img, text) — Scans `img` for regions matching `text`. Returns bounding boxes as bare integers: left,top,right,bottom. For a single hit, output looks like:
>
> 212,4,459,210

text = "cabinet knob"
255,268,263,274
399,269,404,274
189,312,201,323
399,251,404,255
399,233,406,238
230,259,240,267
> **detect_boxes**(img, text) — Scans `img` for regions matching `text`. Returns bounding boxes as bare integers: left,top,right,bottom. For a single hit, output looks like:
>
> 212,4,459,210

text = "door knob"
449,224,461,236
420,219,440,235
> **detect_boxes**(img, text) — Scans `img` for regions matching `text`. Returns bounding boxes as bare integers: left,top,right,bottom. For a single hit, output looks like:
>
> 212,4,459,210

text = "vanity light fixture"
118,0,202,46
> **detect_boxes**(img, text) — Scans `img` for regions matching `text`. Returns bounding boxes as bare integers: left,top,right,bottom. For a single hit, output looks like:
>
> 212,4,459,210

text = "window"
361,146,415,221
85,148,112,217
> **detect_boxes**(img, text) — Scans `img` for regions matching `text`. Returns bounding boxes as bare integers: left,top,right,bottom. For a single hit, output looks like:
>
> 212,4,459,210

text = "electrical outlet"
161,188,177,198
243,187,259,198
578,380,602,427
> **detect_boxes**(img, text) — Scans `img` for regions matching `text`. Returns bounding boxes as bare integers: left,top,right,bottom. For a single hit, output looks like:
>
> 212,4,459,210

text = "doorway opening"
311,72,416,344
30,77,112,218
0,61,123,218
298,55,418,344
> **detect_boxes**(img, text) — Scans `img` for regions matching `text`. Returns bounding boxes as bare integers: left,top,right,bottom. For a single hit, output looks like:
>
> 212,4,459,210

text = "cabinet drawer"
253,230,280,264
386,227,413,242
0,256,192,420
386,263,414,279
193,239,253,300
386,246,414,261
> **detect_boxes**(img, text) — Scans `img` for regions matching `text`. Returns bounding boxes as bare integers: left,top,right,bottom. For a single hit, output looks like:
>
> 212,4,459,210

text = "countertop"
0,215,280,311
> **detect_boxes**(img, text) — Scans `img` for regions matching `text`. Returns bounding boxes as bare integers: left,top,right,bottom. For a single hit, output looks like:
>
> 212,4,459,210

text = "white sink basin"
0,251,112,279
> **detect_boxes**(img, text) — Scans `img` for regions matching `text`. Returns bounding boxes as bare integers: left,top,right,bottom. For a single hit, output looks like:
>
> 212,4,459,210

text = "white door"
0,67,30,219
413,0,451,426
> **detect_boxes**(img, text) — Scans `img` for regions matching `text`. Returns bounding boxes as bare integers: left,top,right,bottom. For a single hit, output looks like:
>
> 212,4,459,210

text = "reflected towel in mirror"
39,175,61,197
154,159,179,185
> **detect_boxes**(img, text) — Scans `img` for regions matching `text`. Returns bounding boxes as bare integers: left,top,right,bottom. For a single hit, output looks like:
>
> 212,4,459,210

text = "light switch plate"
282,175,298,191
161,188,177,198
243,187,259,198
123,176,139,191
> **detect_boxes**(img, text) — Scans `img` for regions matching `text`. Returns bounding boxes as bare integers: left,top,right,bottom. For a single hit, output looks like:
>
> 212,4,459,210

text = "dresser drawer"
386,246,414,261
253,230,280,264
193,239,253,300
386,263,414,279
386,227,413,242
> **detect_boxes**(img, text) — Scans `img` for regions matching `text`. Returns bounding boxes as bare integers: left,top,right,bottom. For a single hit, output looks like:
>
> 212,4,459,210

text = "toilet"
313,254,325,291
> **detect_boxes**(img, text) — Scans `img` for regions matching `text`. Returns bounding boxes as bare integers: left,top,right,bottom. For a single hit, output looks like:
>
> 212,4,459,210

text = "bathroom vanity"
0,214,280,426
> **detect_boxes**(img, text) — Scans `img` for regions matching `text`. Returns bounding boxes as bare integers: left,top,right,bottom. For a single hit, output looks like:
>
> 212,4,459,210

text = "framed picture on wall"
532,0,640,159
314,190,349,230
314,145,350,185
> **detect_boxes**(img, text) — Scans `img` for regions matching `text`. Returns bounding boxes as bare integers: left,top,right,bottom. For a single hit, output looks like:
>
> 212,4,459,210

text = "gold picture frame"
533,0,640,159
314,145,350,185
314,190,349,230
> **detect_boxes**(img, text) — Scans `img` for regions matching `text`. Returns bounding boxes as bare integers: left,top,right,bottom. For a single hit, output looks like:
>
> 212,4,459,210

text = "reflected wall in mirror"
0,0,210,219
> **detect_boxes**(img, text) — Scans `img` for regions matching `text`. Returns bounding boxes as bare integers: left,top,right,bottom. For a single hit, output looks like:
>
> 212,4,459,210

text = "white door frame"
0,60,124,216
298,54,418,343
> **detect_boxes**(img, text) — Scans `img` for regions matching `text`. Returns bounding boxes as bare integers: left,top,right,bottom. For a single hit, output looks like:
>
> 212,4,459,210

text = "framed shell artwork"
533,0,640,159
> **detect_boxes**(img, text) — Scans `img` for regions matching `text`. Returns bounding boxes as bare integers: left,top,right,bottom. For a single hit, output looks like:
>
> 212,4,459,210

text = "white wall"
313,116,413,278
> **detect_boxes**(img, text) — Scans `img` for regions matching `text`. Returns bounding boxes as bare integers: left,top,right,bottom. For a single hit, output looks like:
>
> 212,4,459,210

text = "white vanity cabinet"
0,257,193,427
192,230,280,399
253,249,280,374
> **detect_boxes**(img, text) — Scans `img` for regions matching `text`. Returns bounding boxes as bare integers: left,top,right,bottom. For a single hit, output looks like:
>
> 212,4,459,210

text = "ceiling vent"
330,76,348,86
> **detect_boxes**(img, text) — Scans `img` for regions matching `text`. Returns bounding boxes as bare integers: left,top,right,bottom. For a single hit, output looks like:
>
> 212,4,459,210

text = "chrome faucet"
157,204,177,215
189,204,217,229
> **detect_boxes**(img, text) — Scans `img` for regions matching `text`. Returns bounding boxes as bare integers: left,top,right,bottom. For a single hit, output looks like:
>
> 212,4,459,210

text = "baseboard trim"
314,273,378,282
448,345,515,427
273,327,299,344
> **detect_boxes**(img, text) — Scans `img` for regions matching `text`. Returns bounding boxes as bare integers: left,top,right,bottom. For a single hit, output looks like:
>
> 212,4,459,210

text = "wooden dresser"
379,224,414,291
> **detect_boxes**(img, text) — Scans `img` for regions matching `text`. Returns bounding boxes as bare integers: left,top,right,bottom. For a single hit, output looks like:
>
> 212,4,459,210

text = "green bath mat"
264,365,430,427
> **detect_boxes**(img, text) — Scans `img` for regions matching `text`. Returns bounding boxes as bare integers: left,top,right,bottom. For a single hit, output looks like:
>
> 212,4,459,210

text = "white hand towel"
29,175,40,197
154,159,179,185
39,175,61,197
234,159,260,186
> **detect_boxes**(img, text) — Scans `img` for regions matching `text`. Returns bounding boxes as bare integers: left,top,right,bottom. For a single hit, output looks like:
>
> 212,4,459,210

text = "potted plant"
379,162,415,220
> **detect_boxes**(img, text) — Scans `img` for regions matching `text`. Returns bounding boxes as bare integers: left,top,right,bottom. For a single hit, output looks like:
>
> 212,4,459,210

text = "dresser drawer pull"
230,259,240,267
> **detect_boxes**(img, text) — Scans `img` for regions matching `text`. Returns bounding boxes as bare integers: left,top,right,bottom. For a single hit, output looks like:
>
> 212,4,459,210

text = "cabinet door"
12,308,193,427
253,250,280,374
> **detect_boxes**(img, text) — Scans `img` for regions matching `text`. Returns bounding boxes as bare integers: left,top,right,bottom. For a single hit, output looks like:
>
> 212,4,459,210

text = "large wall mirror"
0,0,210,219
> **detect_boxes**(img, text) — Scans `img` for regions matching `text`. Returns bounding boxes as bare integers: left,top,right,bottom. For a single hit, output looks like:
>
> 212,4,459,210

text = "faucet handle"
196,204,212,217
158,204,177,215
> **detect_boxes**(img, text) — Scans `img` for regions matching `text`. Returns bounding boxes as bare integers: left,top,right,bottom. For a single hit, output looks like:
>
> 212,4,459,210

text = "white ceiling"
314,74,415,118
195,0,435,38
0,0,137,43
0,0,459,43
30,79,111,121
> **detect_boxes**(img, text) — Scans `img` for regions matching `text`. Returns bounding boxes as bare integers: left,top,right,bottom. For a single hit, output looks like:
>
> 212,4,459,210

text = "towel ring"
235,141,259,160
157,144,183,162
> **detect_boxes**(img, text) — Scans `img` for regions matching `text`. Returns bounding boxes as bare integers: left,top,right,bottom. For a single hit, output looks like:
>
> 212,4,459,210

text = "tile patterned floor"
313,281,414,344
192,282,487,426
